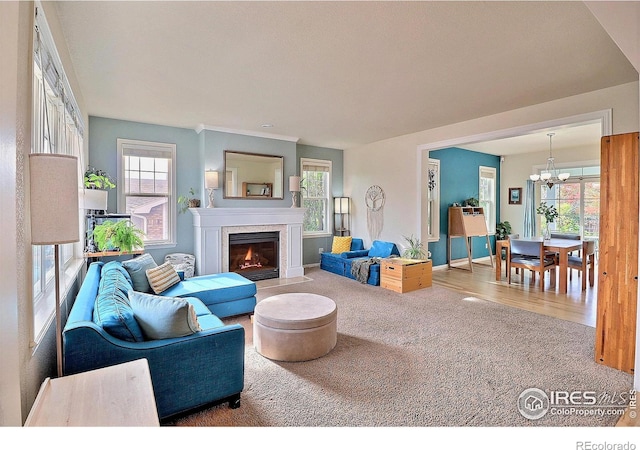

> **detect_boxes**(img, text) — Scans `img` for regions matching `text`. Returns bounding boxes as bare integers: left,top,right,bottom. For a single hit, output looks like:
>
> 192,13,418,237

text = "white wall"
345,81,639,246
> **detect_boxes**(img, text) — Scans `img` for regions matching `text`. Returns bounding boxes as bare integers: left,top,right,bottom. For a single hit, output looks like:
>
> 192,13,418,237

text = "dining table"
495,237,584,294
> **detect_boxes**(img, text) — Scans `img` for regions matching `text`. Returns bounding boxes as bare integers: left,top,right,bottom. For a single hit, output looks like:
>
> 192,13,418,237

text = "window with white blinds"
479,166,497,234
117,139,177,247
31,6,85,342
300,158,332,236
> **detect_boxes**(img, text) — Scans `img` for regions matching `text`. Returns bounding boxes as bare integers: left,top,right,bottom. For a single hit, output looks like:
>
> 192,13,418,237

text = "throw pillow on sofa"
128,290,202,340
122,253,158,292
93,263,144,342
331,236,352,254
146,262,181,294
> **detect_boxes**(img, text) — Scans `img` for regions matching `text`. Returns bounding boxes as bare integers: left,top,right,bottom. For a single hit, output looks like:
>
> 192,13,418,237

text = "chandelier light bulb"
530,174,540,181
540,172,551,181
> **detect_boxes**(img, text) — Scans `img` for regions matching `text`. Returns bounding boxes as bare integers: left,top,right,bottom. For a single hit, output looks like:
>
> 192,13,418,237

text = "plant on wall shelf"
463,197,479,207
90,220,144,253
84,166,116,189
177,188,200,213
402,235,427,260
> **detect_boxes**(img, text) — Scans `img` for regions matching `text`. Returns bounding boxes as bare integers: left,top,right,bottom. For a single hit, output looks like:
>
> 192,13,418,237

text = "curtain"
523,179,536,237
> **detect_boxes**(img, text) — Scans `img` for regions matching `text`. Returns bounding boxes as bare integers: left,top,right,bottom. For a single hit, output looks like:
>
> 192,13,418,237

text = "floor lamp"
30,154,80,377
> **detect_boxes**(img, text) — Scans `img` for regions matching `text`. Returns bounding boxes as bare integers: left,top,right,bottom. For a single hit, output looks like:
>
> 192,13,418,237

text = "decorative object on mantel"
365,185,385,241
529,132,570,188
205,170,219,208
536,202,558,240
178,188,200,213
289,176,301,208
30,153,80,377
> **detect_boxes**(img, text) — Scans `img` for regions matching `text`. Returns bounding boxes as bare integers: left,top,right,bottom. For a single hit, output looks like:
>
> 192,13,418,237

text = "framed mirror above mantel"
223,150,284,199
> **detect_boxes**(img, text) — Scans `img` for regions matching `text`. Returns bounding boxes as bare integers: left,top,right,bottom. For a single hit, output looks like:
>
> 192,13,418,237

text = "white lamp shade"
289,176,301,192
82,189,108,211
334,197,350,214
558,172,570,181
529,174,540,181
540,172,552,181
205,170,219,189
30,154,80,245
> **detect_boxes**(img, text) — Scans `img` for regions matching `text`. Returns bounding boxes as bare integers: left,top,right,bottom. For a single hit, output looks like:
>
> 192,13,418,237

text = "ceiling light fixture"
529,132,570,188
261,124,274,128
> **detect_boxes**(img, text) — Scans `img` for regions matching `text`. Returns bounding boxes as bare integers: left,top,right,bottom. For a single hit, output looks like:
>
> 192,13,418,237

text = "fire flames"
240,247,262,270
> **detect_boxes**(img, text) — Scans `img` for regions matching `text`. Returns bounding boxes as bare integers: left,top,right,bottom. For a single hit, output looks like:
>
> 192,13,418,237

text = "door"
595,132,639,373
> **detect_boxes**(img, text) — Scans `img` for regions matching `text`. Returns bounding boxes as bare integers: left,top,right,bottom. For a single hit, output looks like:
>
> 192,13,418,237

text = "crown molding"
195,124,299,143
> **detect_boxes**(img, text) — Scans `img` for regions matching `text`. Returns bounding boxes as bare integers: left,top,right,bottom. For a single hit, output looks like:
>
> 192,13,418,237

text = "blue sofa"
320,239,400,285
63,261,257,420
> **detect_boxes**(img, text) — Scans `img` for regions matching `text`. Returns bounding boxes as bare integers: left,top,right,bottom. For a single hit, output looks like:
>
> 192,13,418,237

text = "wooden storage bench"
380,258,432,293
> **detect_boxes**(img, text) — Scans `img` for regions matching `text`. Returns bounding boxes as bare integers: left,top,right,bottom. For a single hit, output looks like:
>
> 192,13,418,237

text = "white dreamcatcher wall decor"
365,185,385,241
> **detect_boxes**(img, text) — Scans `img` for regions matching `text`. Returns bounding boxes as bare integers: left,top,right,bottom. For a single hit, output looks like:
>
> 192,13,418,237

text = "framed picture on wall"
509,187,522,205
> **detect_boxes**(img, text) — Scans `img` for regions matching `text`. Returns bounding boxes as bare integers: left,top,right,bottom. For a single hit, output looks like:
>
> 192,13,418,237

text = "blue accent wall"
428,147,501,267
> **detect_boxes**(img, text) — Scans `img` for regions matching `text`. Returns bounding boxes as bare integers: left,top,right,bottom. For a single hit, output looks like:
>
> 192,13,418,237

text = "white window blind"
117,139,177,247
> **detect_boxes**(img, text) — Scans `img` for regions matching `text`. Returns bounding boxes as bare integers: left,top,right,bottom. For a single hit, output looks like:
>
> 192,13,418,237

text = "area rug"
171,267,632,427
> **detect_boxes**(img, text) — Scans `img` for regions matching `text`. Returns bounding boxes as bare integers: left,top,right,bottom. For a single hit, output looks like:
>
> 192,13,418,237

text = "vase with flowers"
536,202,558,240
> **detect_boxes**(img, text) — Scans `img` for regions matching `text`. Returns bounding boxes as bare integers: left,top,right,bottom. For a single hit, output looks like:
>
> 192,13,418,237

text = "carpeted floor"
171,267,632,427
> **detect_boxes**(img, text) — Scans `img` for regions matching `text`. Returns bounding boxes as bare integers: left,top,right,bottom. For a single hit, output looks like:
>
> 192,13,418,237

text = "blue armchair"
320,238,400,285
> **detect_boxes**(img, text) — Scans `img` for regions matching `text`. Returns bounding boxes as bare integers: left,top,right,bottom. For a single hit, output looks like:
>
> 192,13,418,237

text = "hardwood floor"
431,259,597,327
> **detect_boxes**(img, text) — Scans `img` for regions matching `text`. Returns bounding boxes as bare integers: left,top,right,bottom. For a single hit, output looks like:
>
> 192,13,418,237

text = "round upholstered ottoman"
253,293,337,362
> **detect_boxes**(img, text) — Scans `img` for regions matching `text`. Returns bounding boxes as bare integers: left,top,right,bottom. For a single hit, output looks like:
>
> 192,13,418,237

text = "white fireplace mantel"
190,207,305,278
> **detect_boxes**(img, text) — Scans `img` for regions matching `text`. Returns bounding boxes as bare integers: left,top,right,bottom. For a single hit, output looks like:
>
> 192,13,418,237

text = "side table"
380,258,432,293
25,358,159,426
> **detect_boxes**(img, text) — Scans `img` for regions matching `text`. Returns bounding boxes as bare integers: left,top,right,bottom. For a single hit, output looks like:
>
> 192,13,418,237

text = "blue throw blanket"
351,258,380,284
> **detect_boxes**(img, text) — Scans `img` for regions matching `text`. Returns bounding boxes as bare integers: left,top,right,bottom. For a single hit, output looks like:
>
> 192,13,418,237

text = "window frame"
300,158,333,237
31,8,85,344
116,138,177,248
479,166,497,235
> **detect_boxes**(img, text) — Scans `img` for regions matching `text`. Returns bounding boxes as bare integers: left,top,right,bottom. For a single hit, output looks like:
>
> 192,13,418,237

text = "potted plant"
177,188,200,213
90,219,144,253
495,221,512,240
536,202,559,239
402,235,428,260
84,166,116,190
463,197,479,207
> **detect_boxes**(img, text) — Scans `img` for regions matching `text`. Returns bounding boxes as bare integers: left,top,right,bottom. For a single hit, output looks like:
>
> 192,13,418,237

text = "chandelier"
529,132,570,188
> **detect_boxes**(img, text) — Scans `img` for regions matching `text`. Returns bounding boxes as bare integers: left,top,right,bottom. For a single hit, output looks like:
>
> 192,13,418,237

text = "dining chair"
507,239,556,290
550,232,581,278
567,240,596,290
503,234,520,278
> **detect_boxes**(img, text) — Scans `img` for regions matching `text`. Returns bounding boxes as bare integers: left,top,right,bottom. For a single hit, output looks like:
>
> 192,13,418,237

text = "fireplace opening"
228,231,279,281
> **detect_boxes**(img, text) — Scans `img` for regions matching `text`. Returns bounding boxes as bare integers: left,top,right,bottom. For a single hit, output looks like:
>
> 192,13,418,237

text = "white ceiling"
53,1,638,151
